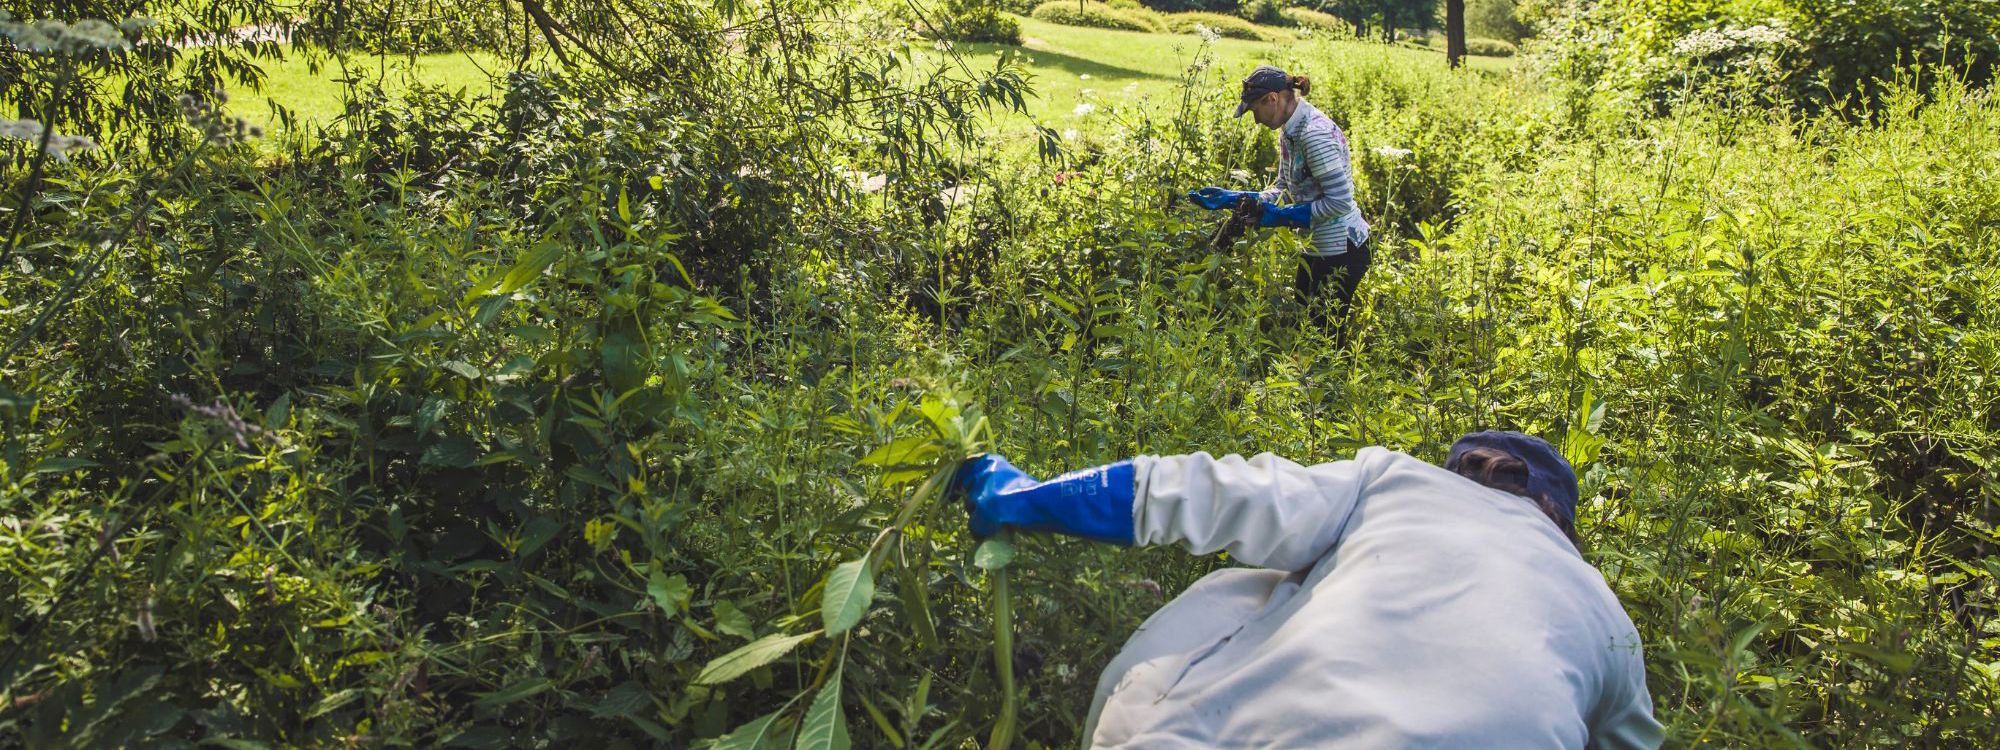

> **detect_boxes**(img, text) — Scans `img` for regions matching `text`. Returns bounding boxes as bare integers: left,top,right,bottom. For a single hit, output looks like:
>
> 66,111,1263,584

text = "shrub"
1237,0,1285,26
1281,7,1347,31
1166,11,1274,41
942,0,1024,43
1030,0,1164,32
1131,0,1236,12
1466,0,1531,43
1788,0,2000,110
1466,37,1517,57
1106,0,1171,29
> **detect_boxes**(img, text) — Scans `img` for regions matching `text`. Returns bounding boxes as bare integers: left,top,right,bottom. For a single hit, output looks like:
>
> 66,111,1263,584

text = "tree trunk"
1446,0,1466,68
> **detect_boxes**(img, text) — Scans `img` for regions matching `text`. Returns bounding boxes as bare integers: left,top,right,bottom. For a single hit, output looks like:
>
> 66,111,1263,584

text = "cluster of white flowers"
1373,145,1413,160
1670,21,1793,59
0,118,97,161
835,166,887,193
178,90,263,146
0,11,152,55
1061,128,1079,141
1072,102,1096,117
1194,24,1221,44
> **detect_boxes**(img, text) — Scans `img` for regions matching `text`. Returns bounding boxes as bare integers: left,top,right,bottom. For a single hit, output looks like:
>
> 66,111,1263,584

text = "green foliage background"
0,0,1996,748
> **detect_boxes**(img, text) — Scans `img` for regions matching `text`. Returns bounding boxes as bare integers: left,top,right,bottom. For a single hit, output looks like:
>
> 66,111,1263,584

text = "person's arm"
1588,639,1665,749
1259,137,1291,204
1131,450,1382,571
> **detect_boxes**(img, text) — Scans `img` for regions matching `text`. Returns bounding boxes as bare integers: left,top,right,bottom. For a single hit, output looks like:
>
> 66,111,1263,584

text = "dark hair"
1446,446,1580,548
1289,75,1312,97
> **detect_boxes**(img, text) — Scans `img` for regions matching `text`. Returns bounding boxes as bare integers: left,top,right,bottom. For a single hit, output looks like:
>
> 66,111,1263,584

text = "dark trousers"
1294,240,1371,336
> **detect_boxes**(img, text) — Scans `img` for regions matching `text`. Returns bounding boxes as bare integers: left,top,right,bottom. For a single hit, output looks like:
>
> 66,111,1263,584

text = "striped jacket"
1259,99,1370,256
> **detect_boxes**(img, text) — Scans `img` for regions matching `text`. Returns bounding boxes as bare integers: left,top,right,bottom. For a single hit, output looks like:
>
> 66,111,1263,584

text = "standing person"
953,431,1664,749
1190,65,1372,336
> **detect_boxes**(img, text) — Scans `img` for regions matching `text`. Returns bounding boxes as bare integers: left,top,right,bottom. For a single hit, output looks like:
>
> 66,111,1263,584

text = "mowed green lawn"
954,19,1511,141
222,17,1511,140
220,50,518,133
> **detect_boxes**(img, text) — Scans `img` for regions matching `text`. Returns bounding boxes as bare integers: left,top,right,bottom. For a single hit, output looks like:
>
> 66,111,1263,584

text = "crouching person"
954,431,1664,749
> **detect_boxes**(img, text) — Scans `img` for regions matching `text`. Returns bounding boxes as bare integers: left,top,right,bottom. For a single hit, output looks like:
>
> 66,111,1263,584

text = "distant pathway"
168,22,291,49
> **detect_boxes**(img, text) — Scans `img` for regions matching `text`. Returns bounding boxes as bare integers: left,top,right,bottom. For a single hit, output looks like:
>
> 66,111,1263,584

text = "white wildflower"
1079,73,1091,80
1072,102,1095,117
1373,146,1413,160
1671,21,1792,59
1195,24,1220,44
940,183,980,207
0,15,133,54
0,118,98,160
118,16,158,36
1062,128,1079,141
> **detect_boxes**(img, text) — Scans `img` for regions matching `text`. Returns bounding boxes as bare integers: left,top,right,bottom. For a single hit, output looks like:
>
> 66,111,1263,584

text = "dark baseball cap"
1234,65,1292,118
1446,430,1579,526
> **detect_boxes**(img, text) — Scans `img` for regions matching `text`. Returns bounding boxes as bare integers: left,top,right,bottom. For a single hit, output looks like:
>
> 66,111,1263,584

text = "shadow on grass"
959,43,1174,84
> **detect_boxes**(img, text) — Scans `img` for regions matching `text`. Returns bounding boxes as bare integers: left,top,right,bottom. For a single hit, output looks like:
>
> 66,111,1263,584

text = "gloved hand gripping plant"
695,391,1034,750
1187,187,1268,251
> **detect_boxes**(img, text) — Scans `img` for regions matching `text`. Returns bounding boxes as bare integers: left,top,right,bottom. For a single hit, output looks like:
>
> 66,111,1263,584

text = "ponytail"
1290,75,1312,97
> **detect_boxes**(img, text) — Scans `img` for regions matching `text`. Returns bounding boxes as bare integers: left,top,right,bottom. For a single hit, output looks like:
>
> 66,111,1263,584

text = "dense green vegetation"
2,0,1996,748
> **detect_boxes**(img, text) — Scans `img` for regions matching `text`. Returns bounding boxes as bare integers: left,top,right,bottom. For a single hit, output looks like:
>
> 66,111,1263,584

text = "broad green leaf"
498,243,564,296
694,631,819,686
307,687,367,718
649,570,691,618
587,681,650,719
441,360,482,380
600,330,647,395
516,516,562,559
414,397,447,436
711,709,785,750
795,667,850,750
820,558,874,636
714,599,755,639
264,392,292,430
972,538,1016,570
858,435,941,468
420,438,479,468
474,676,552,708
202,739,275,750
30,456,97,474
443,725,514,748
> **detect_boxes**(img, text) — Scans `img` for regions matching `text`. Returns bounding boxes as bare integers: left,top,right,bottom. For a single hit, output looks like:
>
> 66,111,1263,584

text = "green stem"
984,532,1018,750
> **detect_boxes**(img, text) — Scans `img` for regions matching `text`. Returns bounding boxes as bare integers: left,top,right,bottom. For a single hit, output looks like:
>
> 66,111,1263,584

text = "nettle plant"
688,390,1019,750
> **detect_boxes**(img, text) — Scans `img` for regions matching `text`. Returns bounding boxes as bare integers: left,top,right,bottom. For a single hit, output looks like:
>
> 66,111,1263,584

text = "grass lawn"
222,50,521,134
221,17,1512,142
953,18,1515,142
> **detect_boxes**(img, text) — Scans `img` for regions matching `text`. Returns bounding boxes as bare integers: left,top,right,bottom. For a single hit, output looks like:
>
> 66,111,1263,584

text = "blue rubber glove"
1258,201,1313,229
1188,187,1252,211
954,454,1136,546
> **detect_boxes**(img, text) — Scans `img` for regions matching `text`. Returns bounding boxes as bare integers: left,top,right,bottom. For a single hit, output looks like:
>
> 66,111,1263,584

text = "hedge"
1030,0,1165,32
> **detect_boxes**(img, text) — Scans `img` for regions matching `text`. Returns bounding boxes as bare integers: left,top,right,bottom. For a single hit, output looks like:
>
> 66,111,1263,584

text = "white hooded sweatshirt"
1082,448,1665,749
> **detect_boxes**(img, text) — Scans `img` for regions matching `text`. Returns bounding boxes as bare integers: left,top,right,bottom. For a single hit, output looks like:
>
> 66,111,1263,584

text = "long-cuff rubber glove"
1259,201,1313,229
954,454,1136,546
1188,187,1253,211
